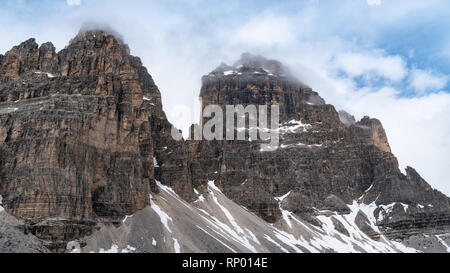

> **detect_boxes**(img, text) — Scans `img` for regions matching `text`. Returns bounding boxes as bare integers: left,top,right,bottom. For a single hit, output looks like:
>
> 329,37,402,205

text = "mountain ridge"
0,30,449,253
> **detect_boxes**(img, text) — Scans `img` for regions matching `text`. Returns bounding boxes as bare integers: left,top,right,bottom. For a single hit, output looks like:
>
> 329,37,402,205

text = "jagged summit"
0,29,171,251
235,52,291,76
1,29,450,253
5,38,39,53
206,53,302,84
200,53,326,124
72,22,125,43
0,28,134,80
68,28,128,51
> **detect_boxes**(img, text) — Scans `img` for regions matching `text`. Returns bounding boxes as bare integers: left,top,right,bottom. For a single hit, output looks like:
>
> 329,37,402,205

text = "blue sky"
1,0,449,195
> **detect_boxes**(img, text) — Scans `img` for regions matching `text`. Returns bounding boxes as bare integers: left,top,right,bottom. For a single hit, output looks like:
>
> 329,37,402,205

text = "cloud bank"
66,0,81,6
409,69,448,94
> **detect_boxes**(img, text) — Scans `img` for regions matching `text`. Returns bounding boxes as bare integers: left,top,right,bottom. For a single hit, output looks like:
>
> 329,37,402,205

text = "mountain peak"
206,53,300,83
75,22,125,42
235,52,290,76
69,28,127,50
4,38,38,57
2,29,450,254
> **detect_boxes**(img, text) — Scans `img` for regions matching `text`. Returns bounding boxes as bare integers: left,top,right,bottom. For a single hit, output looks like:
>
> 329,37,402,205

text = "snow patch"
173,238,181,253
282,142,323,149
377,202,409,217
245,228,261,245
204,183,259,252
279,120,312,134
436,234,450,253
155,180,177,195
280,208,294,228
313,200,418,253
400,203,409,212
193,188,206,203
365,184,374,193
122,245,137,253
149,193,173,233
99,244,119,253
0,107,19,114
271,229,306,253
210,188,244,235
35,71,56,78
208,180,222,192
194,194,205,203
98,244,136,253
122,215,133,223
0,195,4,212
275,191,291,202
224,70,236,76
259,144,279,152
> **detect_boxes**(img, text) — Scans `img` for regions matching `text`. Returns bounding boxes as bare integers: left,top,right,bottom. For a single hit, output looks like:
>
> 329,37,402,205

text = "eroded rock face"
0,30,192,251
1,35,449,252
193,53,450,236
0,209,50,253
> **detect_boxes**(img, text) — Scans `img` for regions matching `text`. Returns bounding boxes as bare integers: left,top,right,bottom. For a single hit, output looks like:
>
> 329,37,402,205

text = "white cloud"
341,89,450,197
292,55,450,195
285,47,450,196
66,0,81,6
234,13,294,46
334,51,407,82
366,0,382,6
409,68,448,93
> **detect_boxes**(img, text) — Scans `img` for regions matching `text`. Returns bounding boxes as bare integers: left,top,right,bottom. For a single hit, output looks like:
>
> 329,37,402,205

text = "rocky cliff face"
0,30,192,251
192,53,450,238
0,32,449,253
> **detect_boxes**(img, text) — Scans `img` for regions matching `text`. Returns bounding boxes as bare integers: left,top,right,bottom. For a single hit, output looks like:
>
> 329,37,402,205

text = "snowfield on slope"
68,181,450,253
0,195,4,212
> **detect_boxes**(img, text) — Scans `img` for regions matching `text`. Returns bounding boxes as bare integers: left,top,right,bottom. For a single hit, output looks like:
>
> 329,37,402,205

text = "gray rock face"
0,30,190,251
0,210,50,253
75,181,420,253
192,53,450,240
0,33,449,253
75,181,450,253
402,233,450,252
338,111,356,128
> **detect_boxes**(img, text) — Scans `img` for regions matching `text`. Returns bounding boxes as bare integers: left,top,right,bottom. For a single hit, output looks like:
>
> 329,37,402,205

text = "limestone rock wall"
1,36,449,252
0,30,191,251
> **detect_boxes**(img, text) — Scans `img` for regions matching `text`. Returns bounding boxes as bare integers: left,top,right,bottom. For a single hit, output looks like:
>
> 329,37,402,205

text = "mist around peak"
207,53,305,86
70,22,126,45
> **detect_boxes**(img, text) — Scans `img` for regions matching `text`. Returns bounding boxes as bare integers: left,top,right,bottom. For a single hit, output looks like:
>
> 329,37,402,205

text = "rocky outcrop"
338,110,356,127
0,30,192,251
0,207,50,253
192,53,450,238
354,116,391,153
1,33,449,253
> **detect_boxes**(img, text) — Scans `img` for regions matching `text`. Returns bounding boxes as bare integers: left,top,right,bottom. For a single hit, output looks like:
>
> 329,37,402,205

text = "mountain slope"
75,181,419,253
0,30,449,253
0,30,190,251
